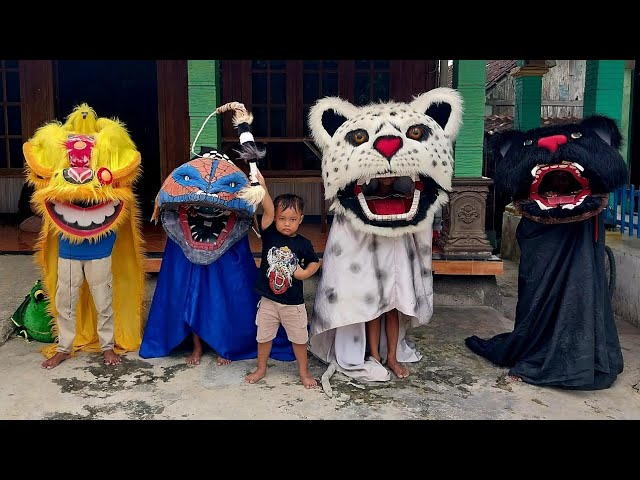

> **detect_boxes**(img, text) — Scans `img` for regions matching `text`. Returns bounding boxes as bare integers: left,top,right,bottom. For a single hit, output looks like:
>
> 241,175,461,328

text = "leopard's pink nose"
374,136,403,160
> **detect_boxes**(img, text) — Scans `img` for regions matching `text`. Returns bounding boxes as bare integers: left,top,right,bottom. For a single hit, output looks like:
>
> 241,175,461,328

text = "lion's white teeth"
534,199,553,210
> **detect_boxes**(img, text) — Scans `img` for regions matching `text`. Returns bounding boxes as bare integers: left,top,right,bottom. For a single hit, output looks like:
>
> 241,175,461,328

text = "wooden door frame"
17,60,189,184
157,60,190,180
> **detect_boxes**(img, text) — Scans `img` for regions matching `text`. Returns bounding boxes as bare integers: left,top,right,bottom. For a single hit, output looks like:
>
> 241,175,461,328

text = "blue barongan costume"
140,103,294,361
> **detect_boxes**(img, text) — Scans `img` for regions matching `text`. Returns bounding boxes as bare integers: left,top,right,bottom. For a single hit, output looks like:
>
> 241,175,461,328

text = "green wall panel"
187,60,221,150
452,60,486,177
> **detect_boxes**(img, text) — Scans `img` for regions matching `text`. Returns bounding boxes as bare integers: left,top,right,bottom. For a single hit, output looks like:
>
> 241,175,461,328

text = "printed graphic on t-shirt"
266,245,298,295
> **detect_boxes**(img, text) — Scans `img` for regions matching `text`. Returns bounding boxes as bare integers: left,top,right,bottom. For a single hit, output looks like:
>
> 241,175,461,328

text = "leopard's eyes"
524,139,533,146
347,129,369,146
406,125,429,141
571,132,582,139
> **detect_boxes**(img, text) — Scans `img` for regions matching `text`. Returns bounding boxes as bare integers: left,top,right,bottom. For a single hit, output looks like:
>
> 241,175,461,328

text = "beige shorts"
256,297,309,345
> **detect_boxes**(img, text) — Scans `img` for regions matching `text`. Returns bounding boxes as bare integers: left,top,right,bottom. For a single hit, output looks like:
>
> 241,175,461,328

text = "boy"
245,171,320,388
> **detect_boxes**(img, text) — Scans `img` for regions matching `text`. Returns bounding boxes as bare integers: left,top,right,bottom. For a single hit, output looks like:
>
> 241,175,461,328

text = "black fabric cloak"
465,213,623,390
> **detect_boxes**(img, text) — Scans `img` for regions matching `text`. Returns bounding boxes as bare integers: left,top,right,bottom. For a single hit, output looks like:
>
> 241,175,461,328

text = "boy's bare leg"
366,316,382,362
292,342,317,389
245,341,272,384
186,332,203,365
385,309,409,378
41,352,70,369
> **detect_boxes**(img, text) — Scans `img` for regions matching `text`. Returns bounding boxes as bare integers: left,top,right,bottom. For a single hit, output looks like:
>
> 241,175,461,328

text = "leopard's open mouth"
529,161,591,210
336,174,442,227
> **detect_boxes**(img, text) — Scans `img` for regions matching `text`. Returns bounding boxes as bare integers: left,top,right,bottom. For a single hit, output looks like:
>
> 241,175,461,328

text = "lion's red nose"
537,135,567,153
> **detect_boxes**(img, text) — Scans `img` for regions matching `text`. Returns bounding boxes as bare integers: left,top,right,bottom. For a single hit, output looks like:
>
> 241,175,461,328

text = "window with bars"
251,60,288,138
302,60,339,138
354,60,390,106
221,60,435,172
0,60,24,174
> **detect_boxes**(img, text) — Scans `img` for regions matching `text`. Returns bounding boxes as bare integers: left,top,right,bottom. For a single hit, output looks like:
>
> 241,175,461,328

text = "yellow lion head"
23,103,141,242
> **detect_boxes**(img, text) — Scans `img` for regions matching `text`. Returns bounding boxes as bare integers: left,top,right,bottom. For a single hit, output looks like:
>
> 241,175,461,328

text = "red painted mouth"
179,205,237,250
530,162,590,210
353,176,423,220
45,200,124,236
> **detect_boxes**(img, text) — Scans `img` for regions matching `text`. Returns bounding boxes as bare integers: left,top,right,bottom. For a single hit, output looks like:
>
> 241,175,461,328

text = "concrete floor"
1,253,639,420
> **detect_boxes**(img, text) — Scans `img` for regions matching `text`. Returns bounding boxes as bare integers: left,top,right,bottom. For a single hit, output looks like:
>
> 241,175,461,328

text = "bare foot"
508,374,523,382
41,352,70,369
245,368,266,384
186,349,202,366
216,357,231,366
386,360,409,379
300,372,317,389
103,349,121,365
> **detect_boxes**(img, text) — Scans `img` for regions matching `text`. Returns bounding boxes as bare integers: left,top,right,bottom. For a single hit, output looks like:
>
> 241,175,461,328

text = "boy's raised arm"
256,169,274,231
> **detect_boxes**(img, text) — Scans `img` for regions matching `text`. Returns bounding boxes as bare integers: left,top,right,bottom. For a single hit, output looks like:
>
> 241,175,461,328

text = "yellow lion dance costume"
23,103,145,361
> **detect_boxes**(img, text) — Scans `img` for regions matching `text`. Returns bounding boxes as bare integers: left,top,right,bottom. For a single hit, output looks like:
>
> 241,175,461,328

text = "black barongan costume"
465,115,628,390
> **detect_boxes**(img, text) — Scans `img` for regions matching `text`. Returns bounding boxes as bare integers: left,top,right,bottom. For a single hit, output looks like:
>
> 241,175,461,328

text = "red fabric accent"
97,167,113,185
537,135,568,153
65,135,95,167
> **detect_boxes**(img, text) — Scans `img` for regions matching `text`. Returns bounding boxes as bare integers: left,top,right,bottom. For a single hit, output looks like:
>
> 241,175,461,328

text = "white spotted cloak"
309,215,435,382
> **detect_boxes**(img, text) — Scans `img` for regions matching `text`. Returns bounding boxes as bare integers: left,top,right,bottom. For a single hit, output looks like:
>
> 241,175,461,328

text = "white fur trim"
409,87,464,140
239,132,255,144
308,97,359,150
238,185,265,206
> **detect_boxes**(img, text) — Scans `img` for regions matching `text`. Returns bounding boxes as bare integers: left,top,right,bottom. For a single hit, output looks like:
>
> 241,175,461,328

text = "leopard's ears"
409,87,464,141
308,97,360,151
308,88,465,151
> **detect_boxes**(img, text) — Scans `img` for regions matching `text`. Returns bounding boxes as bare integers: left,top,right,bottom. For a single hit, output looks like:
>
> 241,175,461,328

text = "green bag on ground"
11,280,55,343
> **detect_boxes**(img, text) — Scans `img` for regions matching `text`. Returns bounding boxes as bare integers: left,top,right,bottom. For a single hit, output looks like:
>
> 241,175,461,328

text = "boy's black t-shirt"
255,222,320,305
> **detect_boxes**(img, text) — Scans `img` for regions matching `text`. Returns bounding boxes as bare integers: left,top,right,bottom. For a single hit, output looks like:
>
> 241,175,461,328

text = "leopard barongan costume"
307,88,464,389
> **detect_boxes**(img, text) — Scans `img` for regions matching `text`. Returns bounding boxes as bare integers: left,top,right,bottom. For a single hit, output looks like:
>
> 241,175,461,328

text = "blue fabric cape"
140,236,295,361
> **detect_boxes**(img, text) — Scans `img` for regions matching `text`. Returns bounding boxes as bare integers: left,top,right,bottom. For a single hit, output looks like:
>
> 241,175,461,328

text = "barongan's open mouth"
46,200,123,236
338,174,441,226
529,162,590,210
178,204,237,251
